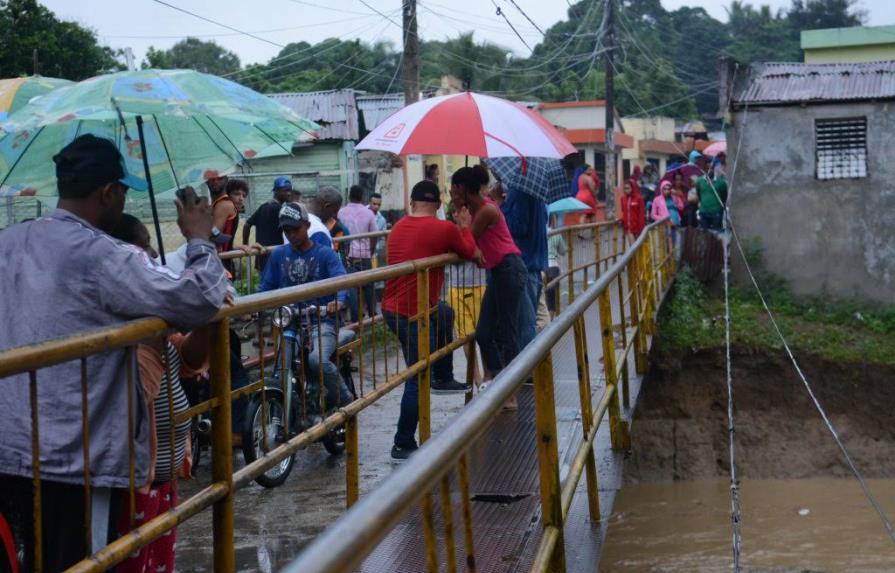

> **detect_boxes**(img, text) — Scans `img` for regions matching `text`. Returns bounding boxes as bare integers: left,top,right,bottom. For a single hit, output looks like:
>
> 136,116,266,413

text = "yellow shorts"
448,286,485,340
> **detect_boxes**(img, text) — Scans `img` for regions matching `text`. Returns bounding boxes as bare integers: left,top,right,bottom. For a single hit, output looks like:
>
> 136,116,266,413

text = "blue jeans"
305,321,354,414
345,257,376,322
477,254,528,375
519,269,542,346
384,303,455,449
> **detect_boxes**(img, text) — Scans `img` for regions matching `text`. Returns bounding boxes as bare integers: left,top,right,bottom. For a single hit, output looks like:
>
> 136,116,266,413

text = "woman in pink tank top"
451,165,528,403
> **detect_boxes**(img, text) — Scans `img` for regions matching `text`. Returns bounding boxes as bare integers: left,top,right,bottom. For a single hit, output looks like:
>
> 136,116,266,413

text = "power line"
224,11,400,83
503,0,546,35
281,0,374,17
148,0,285,48
99,14,375,40
356,0,402,31
491,0,533,52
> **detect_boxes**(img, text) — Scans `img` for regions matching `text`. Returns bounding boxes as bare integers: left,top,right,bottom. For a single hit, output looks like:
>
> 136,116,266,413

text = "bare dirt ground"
625,344,895,482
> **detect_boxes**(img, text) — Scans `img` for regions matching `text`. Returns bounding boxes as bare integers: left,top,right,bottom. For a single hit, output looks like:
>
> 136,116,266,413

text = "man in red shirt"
383,180,479,460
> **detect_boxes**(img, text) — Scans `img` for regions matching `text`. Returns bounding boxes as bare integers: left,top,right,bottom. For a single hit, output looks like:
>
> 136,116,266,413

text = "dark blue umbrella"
485,157,570,203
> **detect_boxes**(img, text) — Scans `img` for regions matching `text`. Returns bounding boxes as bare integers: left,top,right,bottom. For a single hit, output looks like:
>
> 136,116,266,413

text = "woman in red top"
450,165,528,407
621,178,646,241
566,164,602,230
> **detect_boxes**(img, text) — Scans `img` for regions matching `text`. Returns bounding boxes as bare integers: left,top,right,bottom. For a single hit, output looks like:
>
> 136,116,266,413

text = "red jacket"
621,190,646,237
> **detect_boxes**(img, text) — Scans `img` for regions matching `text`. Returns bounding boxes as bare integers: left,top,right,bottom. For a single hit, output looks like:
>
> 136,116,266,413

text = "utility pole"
32,48,38,75
401,0,419,213
604,0,616,218
402,0,419,104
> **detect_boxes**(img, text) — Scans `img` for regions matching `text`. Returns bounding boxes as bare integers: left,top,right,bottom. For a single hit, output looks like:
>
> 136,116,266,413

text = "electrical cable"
490,0,533,52
100,14,375,40
148,0,285,48
503,0,546,35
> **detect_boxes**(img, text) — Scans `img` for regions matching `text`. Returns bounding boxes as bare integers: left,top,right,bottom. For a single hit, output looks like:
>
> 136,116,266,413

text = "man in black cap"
380,180,480,461
0,134,228,572
242,176,294,271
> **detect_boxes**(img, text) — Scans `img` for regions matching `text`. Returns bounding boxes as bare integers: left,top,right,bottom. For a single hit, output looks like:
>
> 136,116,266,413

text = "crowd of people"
0,127,729,571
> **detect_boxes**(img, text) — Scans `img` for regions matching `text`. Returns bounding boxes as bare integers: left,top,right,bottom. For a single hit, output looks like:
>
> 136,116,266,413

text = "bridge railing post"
210,318,235,573
532,351,567,572
598,290,631,451
572,316,601,522
417,269,432,443
628,241,647,375
565,228,575,306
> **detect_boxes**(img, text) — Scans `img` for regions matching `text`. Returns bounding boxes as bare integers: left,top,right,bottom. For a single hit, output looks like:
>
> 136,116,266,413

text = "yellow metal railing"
0,220,630,573
280,220,676,573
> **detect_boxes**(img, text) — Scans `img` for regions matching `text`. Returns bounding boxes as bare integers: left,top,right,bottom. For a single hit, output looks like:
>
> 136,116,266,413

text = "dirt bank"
625,345,895,482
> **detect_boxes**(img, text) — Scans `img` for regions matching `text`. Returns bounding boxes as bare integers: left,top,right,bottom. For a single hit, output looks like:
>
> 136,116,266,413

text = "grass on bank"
659,269,895,366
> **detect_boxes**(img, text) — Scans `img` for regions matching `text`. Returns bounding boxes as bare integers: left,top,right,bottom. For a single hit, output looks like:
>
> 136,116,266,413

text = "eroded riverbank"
601,346,895,572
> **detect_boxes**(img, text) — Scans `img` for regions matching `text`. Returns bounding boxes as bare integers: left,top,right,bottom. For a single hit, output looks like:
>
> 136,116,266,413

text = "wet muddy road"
175,362,470,572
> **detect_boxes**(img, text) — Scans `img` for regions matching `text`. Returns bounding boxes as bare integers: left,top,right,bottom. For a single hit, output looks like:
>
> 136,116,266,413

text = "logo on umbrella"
384,123,405,139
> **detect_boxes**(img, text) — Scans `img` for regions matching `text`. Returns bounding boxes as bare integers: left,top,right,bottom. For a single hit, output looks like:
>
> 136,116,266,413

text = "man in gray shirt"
0,134,228,571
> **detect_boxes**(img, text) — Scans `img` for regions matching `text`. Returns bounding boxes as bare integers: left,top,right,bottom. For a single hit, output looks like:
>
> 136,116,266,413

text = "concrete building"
535,100,633,198
722,59,895,303
620,116,678,175
802,24,895,64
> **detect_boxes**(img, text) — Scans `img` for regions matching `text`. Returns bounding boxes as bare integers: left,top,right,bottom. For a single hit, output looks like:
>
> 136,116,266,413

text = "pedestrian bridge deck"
361,290,648,573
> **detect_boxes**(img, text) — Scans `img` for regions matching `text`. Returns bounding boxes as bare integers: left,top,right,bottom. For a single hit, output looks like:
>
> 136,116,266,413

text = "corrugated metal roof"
733,61,895,106
356,94,404,132
267,89,360,140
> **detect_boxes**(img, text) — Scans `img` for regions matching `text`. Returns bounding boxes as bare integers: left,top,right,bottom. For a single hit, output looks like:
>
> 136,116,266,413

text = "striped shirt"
153,342,192,482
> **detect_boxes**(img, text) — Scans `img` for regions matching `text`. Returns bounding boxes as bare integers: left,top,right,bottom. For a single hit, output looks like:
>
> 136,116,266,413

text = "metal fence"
282,220,676,573
0,219,662,573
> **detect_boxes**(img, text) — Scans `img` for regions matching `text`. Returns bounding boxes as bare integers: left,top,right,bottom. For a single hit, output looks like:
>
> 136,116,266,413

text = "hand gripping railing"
282,220,676,573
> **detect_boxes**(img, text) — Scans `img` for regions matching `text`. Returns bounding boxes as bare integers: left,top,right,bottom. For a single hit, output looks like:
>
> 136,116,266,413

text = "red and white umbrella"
356,92,577,159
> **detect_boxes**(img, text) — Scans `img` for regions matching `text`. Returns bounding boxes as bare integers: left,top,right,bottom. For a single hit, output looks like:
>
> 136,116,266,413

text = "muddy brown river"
600,478,895,572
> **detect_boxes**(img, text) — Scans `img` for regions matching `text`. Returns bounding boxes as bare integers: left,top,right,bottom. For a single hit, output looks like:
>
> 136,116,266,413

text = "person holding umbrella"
450,165,528,409
0,134,228,572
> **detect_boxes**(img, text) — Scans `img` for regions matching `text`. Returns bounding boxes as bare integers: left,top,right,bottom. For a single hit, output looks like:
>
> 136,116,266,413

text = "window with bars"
815,117,867,180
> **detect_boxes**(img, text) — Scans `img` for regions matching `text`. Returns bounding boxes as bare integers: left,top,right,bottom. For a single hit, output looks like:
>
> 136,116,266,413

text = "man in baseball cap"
51,134,148,232
242,176,298,271
258,201,354,420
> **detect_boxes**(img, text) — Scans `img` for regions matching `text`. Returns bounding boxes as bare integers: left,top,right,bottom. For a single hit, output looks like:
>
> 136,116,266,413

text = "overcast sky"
39,0,893,68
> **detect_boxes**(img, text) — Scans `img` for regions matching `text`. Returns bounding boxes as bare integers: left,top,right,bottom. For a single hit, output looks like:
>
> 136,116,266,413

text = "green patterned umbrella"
0,69,320,260
0,76,72,121
0,69,319,197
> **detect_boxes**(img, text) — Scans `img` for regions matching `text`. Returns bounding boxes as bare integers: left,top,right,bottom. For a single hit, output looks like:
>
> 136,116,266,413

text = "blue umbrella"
485,156,570,203
548,197,591,215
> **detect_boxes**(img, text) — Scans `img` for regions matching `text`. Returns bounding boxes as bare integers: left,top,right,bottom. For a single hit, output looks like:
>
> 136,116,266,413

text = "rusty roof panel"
733,61,895,106
267,89,360,140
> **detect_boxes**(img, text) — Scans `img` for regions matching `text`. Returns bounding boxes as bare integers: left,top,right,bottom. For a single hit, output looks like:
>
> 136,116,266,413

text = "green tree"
144,38,241,76
0,0,123,80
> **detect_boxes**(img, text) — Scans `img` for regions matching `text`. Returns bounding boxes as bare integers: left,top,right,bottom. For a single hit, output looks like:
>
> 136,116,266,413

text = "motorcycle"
241,304,357,488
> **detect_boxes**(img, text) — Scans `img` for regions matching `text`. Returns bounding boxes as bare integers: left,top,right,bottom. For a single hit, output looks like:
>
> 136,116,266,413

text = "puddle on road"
600,478,895,572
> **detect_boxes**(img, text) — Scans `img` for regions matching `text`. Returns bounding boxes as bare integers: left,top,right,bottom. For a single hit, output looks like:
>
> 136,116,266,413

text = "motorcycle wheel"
321,422,347,456
242,394,294,488
321,371,355,456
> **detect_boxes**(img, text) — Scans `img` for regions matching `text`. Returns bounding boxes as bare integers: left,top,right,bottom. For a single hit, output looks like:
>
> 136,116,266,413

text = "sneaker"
391,444,417,462
431,379,472,394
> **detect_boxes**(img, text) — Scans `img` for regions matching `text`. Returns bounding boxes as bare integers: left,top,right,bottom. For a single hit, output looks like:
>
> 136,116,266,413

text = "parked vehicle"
241,305,357,488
